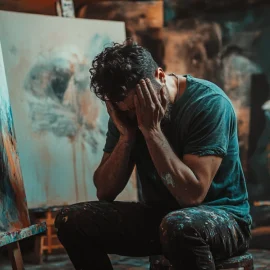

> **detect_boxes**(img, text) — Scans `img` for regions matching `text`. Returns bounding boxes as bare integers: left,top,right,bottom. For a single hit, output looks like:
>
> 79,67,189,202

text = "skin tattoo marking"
161,172,175,188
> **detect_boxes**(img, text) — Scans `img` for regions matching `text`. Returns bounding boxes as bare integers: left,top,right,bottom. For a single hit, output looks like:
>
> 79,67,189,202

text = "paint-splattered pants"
55,201,251,270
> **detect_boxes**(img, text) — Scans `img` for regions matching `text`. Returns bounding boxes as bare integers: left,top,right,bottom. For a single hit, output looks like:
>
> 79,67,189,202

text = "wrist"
142,127,163,141
119,135,136,144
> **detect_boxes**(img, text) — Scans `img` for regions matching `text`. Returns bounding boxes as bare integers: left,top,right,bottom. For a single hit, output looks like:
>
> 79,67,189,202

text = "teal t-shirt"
103,75,252,226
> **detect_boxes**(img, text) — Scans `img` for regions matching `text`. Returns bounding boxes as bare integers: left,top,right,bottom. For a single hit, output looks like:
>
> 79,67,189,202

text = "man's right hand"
106,101,137,142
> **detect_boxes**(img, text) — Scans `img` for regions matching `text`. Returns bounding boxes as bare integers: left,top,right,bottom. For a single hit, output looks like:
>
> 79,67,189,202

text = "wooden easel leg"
7,242,25,270
32,235,43,264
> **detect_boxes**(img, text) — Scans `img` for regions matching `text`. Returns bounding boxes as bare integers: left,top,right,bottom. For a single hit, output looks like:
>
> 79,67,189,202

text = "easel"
1,223,47,269
0,42,47,269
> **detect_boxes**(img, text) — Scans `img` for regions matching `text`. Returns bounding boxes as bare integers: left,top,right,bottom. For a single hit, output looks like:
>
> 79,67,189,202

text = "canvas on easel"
0,41,46,269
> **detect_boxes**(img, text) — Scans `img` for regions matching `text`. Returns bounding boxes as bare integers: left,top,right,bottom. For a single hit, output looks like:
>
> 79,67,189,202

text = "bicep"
183,154,222,190
180,95,233,199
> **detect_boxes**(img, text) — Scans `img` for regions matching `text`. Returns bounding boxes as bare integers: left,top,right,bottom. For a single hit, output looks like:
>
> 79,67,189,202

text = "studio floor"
0,249,270,269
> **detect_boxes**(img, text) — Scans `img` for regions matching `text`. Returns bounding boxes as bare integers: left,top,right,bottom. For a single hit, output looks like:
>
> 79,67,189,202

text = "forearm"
94,137,134,201
144,129,202,206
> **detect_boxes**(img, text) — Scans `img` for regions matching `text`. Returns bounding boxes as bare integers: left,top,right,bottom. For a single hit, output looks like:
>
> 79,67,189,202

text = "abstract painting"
0,11,137,209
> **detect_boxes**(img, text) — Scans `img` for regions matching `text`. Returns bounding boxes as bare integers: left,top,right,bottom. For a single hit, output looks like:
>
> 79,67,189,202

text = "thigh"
55,201,168,256
161,206,249,260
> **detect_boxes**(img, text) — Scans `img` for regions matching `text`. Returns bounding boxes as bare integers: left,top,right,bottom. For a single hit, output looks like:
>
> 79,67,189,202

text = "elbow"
96,190,116,202
179,186,207,207
94,171,117,202
93,170,100,187
180,198,204,208
185,196,204,207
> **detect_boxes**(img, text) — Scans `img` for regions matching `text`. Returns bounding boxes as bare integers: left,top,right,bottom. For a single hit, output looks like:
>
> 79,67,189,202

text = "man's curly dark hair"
89,39,159,102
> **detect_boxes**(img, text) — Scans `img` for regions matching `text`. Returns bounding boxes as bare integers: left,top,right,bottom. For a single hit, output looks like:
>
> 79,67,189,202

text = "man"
55,40,252,270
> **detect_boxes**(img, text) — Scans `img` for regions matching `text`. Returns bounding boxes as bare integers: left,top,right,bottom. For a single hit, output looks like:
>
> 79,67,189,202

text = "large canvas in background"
0,11,137,209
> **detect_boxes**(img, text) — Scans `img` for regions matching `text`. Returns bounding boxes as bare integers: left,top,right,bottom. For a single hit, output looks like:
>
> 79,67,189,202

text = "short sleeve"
183,95,236,157
103,117,120,153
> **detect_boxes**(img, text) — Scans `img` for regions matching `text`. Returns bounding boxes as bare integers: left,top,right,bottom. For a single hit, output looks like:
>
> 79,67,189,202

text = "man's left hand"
134,78,168,136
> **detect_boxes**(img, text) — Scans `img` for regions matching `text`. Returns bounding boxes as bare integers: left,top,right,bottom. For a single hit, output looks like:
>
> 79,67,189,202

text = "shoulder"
187,75,221,92
187,75,234,111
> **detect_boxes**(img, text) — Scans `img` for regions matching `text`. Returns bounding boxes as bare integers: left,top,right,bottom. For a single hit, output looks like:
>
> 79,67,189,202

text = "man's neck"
165,74,187,103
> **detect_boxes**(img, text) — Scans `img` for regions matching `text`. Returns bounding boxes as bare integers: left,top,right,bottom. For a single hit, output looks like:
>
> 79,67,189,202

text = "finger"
146,78,160,105
134,95,142,124
106,101,117,118
140,79,152,104
157,91,161,102
136,84,146,107
158,94,161,103
106,101,114,111
134,95,139,112
160,87,168,109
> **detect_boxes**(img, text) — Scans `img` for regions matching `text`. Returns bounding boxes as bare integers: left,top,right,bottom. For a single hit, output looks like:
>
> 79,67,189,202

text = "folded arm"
144,130,222,206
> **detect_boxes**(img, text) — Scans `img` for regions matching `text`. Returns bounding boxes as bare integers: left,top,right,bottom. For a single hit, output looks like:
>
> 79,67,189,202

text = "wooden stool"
215,253,254,270
30,208,64,264
149,252,254,270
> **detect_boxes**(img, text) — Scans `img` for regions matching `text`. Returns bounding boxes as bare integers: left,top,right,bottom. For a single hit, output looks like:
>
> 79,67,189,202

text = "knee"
159,210,201,246
55,201,109,238
55,206,72,231
55,202,96,241
54,206,77,242
160,211,184,242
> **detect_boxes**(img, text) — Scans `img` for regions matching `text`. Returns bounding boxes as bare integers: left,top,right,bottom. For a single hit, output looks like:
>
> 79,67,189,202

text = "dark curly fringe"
89,39,158,102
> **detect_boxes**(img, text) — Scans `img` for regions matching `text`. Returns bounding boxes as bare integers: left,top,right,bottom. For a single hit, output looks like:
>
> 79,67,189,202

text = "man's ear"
155,67,166,83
